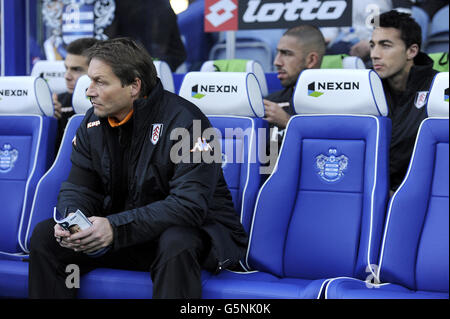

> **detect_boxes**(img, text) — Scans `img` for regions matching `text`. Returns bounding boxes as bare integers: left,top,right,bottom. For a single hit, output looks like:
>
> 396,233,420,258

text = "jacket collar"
407,52,435,84
132,78,165,133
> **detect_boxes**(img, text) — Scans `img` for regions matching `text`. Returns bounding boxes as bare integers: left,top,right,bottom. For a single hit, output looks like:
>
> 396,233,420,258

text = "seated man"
263,25,326,150
53,37,99,151
369,10,438,193
29,38,248,299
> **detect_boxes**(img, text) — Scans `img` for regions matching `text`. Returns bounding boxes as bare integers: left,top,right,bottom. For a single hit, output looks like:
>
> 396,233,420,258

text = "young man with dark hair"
53,37,99,151
29,38,248,299
369,10,438,193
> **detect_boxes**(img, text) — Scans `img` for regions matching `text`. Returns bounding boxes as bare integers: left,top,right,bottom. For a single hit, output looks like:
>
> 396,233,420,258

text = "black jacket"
383,52,438,190
55,92,75,153
57,81,248,272
265,85,296,149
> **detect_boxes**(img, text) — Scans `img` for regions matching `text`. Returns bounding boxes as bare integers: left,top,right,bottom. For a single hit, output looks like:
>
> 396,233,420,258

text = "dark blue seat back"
208,116,267,233
20,115,84,252
379,72,449,292
248,115,391,279
0,115,56,254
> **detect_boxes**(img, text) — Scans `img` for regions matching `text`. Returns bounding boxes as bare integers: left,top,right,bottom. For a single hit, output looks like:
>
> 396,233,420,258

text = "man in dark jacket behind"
53,37,99,152
369,10,438,193
29,38,248,299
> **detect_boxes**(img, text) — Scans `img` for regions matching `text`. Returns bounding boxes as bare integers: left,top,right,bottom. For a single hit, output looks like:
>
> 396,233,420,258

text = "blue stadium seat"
177,0,217,71
411,6,430,46
0,76,56,258
0,114,82,298
201,69,391,298
209,29,286,73
179,71,267,235
76,72,267,297
1,71,265,298
325,72,449,299
425,5,449,53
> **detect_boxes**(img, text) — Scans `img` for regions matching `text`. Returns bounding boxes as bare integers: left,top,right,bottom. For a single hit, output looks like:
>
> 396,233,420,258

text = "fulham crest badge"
415,91,429,109
151,124,163,145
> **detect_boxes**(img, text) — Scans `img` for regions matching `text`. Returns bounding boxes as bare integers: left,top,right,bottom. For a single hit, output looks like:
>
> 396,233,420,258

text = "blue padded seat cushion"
325,277,449,299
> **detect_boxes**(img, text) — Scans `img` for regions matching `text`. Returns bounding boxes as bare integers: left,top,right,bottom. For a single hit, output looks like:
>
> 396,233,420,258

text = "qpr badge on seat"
316,148,348,182
0,143,18,174
151,124,163,145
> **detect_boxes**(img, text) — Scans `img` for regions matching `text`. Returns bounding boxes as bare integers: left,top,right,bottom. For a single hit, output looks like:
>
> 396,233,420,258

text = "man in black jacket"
53,37,99,152
369,10,438,193
29,38,248,299
264,25,326,149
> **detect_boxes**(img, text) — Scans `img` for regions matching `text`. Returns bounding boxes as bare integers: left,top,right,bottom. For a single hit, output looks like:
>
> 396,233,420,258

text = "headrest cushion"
427,72,449,118
0,76,53,116
72,74,92,114
200,59,268,96
30,60,67,94
153,61,175,93
179,72,264,117
293,69,388,116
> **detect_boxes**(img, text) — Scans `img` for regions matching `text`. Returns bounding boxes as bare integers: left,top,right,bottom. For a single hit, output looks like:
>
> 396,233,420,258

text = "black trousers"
28,218,210,299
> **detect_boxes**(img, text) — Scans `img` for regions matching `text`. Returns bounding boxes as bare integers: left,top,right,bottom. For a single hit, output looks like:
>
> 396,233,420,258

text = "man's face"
274,35,308,87
64,53,89,94
86,58,135,121
370,27,410,79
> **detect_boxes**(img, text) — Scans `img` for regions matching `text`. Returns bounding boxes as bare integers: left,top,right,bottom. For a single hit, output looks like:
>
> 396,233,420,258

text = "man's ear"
130,77,142,98
406,44,419,61
306,51,320,69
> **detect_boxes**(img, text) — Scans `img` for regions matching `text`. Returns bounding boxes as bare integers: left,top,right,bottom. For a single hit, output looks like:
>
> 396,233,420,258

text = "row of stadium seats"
177,2,448,70
0,67,448,298
412,5,449,53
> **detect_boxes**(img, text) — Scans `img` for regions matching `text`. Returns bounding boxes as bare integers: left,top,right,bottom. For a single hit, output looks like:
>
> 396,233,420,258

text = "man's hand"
53,93,62,119
54,223,74,249
263,99,291,129
55,216,113,253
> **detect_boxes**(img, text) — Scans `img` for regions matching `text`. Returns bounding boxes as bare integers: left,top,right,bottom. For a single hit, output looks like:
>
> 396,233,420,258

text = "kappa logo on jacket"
151,124,163,145
87,120,100,128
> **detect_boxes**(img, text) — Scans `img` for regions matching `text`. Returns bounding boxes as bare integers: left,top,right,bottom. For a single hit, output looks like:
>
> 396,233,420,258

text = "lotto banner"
204,0,353,32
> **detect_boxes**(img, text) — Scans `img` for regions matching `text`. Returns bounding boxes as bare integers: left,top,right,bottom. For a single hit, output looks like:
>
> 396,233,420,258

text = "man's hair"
283,24,326,64
66,37,100,56
373,10,422,50
84,37,157,98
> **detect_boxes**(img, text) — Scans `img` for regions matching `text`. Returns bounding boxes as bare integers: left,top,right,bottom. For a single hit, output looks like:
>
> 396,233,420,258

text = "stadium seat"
0,114,83,298
30,60,67,94
153,60,175,93
425,5,449,53
201,69,391,298
179,71,267,235
325,72,449,299
200,59,269,96
209,29,285,73
74,72,268,298
320,54,366,69
0,72,265,298
411,6,430,46
177,0,217,71
0,76,56,258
